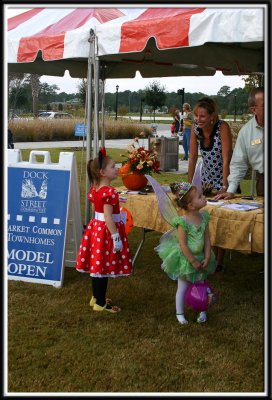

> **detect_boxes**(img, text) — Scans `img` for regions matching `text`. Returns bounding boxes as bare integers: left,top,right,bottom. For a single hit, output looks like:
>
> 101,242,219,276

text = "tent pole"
85,30,95,225
93,48,100,158
101,78,105,147
100,63,106,147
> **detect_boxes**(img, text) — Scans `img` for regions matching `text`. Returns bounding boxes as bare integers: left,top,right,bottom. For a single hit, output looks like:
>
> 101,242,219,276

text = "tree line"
8,73,262,118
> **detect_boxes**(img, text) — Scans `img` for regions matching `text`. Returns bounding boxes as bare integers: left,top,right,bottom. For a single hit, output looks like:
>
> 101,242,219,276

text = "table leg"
132,228,153,272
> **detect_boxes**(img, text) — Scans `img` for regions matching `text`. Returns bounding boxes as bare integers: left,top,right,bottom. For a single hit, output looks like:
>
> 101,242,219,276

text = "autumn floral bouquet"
119,136,160,176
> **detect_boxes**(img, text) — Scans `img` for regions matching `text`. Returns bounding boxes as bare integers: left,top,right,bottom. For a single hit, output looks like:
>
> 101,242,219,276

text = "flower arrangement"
120,135,160,175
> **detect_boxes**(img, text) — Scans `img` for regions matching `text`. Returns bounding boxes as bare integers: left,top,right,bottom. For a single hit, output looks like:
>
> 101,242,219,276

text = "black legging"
92,277,108,306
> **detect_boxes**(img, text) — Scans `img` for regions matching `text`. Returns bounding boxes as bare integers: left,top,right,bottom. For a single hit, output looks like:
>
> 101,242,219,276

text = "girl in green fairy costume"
155,182,216,324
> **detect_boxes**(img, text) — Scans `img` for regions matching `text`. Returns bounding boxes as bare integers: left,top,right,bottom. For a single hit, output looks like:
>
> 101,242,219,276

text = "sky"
6,6,246,95
38,70,245,95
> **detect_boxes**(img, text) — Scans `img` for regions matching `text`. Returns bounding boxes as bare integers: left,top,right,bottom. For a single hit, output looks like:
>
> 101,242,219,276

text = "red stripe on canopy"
15,8,125,62
8,8,44,31
18,34,65,62
119,8,205,52
36,8,124,35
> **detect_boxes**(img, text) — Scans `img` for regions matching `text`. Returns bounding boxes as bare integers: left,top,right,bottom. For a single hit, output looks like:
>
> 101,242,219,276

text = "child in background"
75,148,133,313
155,182,216,324
173,109,181,136
182,103,194,160
170,121,176,135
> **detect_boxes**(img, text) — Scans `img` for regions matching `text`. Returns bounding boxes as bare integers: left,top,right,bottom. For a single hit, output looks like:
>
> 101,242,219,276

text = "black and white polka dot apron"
194,121,223,190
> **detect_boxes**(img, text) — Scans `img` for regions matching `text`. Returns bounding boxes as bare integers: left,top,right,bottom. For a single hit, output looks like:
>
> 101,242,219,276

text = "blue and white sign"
8,166,71,287
75,123,87,137
7,150,82,287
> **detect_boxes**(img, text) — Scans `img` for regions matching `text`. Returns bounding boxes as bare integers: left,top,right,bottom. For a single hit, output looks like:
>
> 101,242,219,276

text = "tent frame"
85,30,106,224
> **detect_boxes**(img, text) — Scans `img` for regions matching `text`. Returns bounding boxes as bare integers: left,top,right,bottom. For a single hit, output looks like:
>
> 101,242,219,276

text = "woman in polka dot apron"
188,97,232,272
75,148,132,313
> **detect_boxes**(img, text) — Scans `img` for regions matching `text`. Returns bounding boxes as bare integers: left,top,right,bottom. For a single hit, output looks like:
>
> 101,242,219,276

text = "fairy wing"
191,159,203,193
145,174,178,226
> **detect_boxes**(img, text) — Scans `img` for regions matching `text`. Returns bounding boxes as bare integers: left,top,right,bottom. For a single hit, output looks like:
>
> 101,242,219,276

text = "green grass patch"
7,147,263,394
8,242,264,393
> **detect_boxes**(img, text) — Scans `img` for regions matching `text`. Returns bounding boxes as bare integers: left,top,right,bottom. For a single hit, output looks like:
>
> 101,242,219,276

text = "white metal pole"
93,51,100,158
85,30,95,225
101,77,105,147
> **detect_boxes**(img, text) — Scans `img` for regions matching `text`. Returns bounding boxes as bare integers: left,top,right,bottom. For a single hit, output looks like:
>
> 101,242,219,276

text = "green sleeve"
171,216,188,231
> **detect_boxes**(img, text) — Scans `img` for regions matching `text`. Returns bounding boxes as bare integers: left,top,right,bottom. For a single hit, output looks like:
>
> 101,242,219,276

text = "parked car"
8,112,20,120
38,112,73,119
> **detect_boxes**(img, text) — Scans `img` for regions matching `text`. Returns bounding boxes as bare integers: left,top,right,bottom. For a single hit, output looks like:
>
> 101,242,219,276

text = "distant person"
173,109,181,136
151,123,158,137
188,96,232,272
179,111,184,134
182,103,194,160
170,121,176,135
8,129,14,149
215,87,264,200
155,182,216,324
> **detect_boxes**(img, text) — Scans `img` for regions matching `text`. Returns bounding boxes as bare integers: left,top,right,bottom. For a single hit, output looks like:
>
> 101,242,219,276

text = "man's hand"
214,191,235,200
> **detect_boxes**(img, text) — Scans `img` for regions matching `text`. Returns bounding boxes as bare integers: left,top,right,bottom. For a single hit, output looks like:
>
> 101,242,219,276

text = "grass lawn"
7,147,265,394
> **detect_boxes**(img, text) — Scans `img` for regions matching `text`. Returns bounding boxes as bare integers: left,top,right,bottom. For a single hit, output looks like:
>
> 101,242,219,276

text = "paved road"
118,116,238,122
13,124,190,173
14,124,173,150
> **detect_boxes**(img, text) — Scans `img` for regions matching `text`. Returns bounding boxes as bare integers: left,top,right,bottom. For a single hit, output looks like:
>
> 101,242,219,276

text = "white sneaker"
176,314,188,325
197,311,207,323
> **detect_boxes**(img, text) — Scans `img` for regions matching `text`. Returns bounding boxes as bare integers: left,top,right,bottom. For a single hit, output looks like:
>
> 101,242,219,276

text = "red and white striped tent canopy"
7,7,264,78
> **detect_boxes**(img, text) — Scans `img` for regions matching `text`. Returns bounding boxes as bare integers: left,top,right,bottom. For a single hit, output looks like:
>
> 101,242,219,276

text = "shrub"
118,105,128,116
228,121,244,148
220,110,227,120
228,121,252,180
8,118,151,142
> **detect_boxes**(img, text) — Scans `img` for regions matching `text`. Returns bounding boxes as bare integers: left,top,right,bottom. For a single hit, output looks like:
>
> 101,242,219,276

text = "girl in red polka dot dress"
75,148,133,313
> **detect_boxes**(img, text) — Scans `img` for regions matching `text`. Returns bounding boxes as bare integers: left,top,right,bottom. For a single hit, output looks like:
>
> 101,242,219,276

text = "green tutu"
155,211,216,282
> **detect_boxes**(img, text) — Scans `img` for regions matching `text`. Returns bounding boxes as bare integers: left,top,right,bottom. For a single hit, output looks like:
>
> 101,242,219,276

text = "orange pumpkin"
120,207,134,235
122,171,148,190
